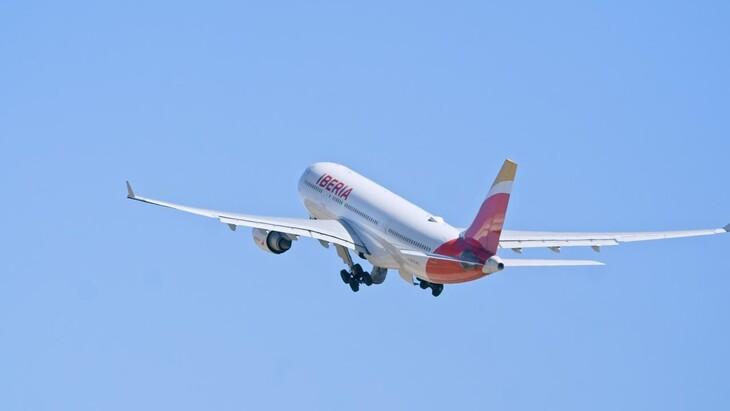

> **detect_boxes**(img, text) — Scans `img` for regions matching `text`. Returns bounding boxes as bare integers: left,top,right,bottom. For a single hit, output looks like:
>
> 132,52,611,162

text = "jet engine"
252,228,293,254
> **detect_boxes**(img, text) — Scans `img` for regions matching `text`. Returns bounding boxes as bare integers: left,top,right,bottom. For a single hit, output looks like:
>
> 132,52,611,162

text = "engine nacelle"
370,267,388,284
252,228,293,254
482,255,505,274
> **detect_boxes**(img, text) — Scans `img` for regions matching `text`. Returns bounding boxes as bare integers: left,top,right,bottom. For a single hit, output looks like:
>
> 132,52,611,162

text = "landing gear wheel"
349,278,360,292
419,280,429,290
362,273,373,286
431,284,443,297
352,264,364,277
340,270,351,284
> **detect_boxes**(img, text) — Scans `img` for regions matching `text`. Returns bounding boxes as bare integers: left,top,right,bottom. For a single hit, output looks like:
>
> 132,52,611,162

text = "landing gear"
341,264,373,292
340,270,351,284
334,245,381,293
349,277,360,292
418,279,444,297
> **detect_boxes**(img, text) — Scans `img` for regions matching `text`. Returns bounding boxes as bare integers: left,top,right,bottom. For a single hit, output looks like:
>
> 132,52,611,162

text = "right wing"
126,182,367,252
499,226,729,251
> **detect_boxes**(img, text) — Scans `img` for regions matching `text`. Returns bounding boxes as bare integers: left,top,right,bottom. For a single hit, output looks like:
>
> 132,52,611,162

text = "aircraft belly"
423,264,488,284
404,257,429,281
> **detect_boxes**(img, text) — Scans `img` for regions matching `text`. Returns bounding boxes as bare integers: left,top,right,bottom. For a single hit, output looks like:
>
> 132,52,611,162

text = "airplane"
126,160,729,297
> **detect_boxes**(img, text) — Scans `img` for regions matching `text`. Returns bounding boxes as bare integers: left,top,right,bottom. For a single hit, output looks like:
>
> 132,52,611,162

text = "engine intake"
252,228,292,254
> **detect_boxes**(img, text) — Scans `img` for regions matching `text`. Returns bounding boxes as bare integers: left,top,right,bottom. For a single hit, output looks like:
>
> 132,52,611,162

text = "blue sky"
1,1,729,410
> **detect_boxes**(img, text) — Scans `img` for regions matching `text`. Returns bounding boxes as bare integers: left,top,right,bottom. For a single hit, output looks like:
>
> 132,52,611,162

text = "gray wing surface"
126,182,366,252
499,226,729,250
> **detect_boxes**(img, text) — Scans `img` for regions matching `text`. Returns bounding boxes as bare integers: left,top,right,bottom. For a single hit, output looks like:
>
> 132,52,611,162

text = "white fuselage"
297,162,461,273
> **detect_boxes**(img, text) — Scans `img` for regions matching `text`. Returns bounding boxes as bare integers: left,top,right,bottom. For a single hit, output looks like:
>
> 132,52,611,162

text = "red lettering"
319,175,331,188
341,188,352,200
333,182,344,194
326,179,337,191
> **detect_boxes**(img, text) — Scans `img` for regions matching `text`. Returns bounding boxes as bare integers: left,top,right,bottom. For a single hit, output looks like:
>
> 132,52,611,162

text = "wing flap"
217,216,362,251
500,239,619,248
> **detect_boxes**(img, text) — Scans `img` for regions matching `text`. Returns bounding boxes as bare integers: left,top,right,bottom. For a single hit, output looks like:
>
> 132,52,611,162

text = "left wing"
499,226,729,251
126,182,367,252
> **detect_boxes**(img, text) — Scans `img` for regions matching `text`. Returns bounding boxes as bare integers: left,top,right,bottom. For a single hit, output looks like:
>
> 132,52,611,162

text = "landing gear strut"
418,279,444,297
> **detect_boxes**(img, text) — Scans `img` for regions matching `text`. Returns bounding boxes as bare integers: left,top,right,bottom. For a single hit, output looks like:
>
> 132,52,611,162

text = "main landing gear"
340,264,373,292
418,279,444,297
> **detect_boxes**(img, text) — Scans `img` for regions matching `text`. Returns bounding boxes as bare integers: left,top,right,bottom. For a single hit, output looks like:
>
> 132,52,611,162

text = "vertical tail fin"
464,159,517,255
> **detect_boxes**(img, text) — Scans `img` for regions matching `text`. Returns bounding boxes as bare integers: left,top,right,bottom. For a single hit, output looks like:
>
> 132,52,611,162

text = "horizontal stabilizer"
399,250,604,269
501,258,604,267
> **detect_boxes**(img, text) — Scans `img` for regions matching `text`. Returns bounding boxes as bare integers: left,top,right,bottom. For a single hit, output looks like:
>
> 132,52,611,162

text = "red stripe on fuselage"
425,237,493,284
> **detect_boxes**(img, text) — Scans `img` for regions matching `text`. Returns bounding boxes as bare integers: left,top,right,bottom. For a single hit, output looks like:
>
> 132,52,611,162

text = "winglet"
724,223,730,233
126,181,136,199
